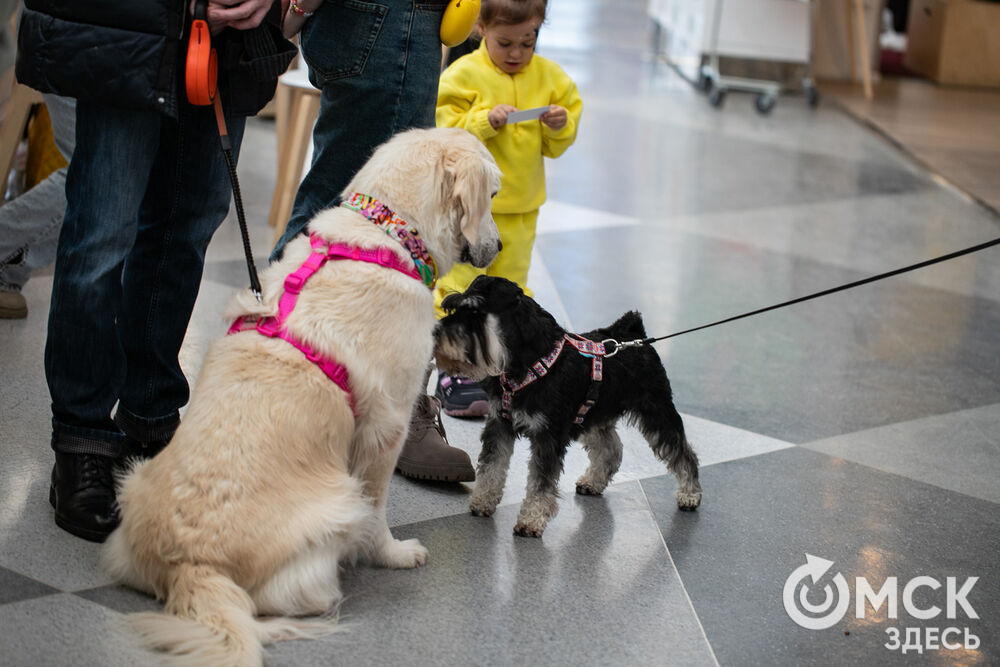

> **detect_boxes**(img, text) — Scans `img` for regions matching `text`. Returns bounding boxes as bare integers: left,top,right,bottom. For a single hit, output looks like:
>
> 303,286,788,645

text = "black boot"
49,452,119,542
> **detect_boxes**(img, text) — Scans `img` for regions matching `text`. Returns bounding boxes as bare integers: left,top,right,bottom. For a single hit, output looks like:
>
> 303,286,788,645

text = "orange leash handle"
185,0,218,106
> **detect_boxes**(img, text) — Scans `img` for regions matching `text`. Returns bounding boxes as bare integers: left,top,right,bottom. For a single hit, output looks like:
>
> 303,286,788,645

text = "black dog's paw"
513,522,543,538
675,490,702,511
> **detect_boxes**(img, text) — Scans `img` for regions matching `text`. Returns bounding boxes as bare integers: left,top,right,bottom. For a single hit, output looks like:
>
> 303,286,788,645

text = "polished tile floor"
2,1,999,664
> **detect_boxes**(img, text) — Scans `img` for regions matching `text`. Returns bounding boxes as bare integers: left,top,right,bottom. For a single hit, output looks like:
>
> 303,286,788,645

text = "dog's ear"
440,290,470,313
441,145,497,246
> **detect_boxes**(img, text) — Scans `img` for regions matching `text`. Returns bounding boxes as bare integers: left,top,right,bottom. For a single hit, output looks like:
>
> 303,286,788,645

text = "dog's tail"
127,563,338,667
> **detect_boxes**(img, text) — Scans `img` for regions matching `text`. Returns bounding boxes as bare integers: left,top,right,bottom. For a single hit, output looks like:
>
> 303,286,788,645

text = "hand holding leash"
196,0,273,34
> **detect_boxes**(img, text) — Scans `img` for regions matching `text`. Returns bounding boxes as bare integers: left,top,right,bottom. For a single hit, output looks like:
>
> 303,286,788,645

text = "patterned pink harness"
499,334,608,424
228,233,425,416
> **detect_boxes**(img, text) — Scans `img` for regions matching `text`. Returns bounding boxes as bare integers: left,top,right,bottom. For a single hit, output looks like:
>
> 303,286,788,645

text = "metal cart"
698,0,819,114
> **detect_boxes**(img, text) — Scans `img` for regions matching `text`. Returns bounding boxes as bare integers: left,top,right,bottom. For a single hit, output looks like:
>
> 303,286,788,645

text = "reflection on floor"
2,0,998,664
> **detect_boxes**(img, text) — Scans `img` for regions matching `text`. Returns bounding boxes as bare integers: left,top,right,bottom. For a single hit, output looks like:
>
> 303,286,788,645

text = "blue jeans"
45,97,245,456
0,94,75,292
270,0,447,260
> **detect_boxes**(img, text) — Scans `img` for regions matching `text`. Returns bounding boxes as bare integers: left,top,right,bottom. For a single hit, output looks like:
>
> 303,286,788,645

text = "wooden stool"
267,66,320,244
0,83,43,208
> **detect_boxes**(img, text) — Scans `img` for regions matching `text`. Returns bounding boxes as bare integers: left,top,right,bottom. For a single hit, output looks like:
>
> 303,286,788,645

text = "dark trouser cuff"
50,426,123,459
113,406,180,444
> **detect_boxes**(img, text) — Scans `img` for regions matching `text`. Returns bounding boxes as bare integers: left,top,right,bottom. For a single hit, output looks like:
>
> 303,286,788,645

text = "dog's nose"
497,240,503,252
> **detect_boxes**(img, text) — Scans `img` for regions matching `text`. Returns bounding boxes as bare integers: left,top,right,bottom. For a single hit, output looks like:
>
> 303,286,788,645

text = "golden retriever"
102,127,502,666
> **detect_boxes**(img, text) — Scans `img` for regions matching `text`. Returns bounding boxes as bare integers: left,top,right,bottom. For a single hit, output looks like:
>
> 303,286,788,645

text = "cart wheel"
708,86,726,109
755,92,776,114
806,85,820,108
696,72,712,92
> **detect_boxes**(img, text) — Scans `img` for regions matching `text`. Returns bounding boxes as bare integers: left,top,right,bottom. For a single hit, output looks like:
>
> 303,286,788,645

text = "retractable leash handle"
184,0,264,303
185,0,218,106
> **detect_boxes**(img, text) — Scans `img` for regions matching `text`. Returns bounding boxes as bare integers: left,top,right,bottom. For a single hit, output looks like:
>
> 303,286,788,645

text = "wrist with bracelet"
289,1,315,17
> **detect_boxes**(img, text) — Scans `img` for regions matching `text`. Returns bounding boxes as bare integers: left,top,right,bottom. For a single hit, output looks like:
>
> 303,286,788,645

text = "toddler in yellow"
432,0,582,417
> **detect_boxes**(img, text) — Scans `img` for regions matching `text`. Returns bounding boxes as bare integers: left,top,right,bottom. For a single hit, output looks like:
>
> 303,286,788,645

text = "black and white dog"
434,276,702,537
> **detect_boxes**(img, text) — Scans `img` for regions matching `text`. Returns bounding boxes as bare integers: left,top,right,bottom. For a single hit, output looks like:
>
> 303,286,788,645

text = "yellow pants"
434,209,538,318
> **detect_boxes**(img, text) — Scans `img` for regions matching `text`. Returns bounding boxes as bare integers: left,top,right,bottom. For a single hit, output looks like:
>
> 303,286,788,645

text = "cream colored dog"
102,127,501,666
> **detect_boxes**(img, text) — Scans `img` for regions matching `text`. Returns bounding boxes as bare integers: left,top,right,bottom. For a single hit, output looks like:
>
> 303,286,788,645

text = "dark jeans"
45,98,246,456
270,0,447,261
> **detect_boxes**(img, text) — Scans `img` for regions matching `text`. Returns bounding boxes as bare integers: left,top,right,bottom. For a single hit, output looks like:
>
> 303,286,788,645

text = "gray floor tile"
804,402,1000,504
0,594,156,667
543,105,930,220
643,447,999,666
0,566,58,605
652,191,1000,302
270,481,717,666
537,224,1000,443
74,585,161,615
388,404,792,529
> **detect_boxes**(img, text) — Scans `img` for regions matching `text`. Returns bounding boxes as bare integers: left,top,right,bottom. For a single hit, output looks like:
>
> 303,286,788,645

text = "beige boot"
0,289,27,319
396,395,475,482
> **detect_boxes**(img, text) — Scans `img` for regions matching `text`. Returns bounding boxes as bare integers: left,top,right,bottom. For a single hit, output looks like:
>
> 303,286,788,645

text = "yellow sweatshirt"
437,40,582,214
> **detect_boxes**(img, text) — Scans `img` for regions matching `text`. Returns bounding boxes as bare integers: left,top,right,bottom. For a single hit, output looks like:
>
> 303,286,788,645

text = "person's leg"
431,262,490,418
0,95,75,317
433,261,485,318
432,209,538,317
270,0,446,261
45,99,161,541
485,209,537,296
115,94,246,453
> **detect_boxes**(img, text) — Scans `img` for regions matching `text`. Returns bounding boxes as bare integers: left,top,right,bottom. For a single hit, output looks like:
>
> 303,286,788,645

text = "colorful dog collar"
342,192,438,288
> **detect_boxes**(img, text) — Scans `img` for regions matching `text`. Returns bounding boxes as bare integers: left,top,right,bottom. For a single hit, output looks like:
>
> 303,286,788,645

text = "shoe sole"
48,485,116,543
395,465,475,483
0,306,27,319
441,399,489,419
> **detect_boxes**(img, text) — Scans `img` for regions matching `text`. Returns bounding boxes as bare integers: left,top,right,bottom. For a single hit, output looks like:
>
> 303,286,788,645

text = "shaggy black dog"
434,276,701,537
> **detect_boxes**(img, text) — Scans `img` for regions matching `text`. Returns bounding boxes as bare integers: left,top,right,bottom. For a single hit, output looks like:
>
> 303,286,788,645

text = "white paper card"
506,106,549,124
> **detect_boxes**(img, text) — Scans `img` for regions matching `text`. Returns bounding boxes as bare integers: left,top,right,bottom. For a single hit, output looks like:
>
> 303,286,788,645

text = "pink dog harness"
499,334,608,424
228,231,426,416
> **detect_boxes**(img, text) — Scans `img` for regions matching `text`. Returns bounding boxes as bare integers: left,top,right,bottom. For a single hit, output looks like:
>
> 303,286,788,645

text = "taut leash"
600,235,1000,356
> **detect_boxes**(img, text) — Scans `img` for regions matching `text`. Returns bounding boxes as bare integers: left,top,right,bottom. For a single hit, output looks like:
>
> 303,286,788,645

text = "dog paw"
513,522,544,538
675,490,702,511
469,499,497,517
379,538,429,569
575,482,604,496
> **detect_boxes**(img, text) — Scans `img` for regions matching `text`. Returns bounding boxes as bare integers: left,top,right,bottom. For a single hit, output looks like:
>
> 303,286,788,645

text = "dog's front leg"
360,427,429,569
514,433,568,538
469,416,516,517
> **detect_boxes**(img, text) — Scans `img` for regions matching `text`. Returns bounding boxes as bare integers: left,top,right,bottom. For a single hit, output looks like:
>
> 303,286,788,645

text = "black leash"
213,97,263,303
602,235,1000,355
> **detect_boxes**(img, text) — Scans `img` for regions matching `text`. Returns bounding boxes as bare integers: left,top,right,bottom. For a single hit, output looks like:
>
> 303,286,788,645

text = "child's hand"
540,105,567,131
488,105,518,130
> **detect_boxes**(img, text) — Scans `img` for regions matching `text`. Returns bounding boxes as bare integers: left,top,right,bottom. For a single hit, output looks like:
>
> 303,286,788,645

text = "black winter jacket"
16,0,295,118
